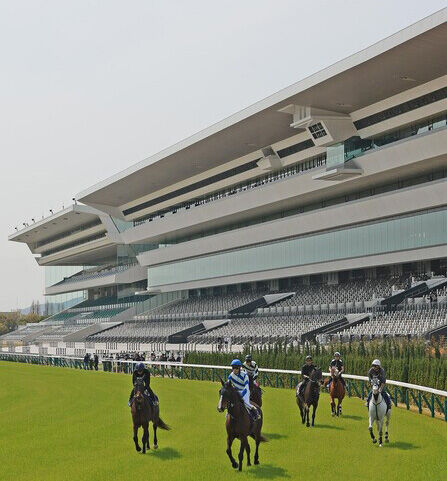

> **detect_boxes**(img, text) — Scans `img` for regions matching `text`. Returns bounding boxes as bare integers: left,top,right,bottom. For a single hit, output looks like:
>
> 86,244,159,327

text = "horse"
327,366,345,416
130,379,170,453
296,367,323,427
368,377,391,447
217,380,267,471
248,377,263,407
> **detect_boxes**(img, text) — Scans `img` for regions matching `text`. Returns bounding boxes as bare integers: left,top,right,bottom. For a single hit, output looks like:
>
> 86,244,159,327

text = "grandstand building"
3,10,447,355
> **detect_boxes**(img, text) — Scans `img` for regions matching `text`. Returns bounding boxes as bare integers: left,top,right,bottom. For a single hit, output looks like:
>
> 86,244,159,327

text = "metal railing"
1,351,446,421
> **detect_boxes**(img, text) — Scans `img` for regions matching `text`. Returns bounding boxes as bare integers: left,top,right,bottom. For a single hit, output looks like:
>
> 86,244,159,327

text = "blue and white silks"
228,370,253,408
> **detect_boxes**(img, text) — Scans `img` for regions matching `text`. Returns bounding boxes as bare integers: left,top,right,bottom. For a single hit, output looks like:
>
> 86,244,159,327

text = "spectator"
94,353,99,371
83,353,90,370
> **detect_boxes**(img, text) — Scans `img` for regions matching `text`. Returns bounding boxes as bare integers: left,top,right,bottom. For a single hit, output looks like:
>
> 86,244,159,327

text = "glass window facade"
45,266,86,314
148,208,447,288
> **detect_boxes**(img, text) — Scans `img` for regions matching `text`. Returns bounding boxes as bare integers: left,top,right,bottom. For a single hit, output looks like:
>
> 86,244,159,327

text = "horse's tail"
157,417,171,430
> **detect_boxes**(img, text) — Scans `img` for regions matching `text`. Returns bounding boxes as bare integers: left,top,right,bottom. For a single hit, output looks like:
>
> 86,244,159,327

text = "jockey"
228,359,260,420
128,362,158,407
243,354,259,388
327,352,345,388
366,359,392,411
298,355,315,397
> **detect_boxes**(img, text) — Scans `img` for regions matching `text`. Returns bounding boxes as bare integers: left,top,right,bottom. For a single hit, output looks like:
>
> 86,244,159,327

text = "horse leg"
142,422,149,454
133,424,141,452
385,412,390,443
244,437,251,467
226,435,238,469
312,402,317,426
300,404,305,424
330,396,335,416
306,406,310,427
338,398,342,416
238,437,245,471
369,416,376,444
153,423,158,449
378,419,383,447
254,436,260,465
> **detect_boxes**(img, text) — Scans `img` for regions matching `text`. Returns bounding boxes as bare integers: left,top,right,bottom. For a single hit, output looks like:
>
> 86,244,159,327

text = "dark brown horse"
327,366,345,416
296,367,323,427
217,381,267,471
249,377,263,407
131,379,170,453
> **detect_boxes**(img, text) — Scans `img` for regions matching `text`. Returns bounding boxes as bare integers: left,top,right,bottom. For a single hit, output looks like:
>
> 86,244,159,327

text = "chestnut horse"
296,367,322,427
327,367,345,416
130,379,170,453
217,381,267,471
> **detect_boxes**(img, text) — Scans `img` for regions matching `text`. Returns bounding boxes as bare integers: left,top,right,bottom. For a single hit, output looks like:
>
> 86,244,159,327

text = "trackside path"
0,362,446,481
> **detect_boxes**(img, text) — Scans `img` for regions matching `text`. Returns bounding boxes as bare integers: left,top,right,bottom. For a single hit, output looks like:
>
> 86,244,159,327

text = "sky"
0,0,446,311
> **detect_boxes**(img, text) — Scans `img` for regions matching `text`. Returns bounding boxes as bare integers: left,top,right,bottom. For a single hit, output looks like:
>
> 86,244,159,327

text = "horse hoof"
254,460,259,465
385,439,389,443
247,462,251,467
154,444,158,450
331,412,335,417
136,446,142,452
379,444,383,448
232,462,238,469
372,439,377,444
306,424,310,428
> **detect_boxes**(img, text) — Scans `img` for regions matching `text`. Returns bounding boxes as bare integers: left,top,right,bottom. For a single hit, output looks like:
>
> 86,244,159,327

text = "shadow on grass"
312,423,345,430
150,447,182,460
247,463,290,479
341,414,362,421
385,441,420,450
262,432,288,440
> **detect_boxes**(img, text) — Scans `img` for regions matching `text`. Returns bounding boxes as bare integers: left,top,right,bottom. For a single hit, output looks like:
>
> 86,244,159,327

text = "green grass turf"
1,361,446,481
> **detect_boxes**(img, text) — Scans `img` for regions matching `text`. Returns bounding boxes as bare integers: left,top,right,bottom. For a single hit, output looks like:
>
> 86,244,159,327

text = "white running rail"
1,351,446,397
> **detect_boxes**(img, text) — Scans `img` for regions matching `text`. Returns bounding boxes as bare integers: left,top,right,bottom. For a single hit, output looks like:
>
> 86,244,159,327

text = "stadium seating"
189,314,341,344
34,325,90,342
52,264,137,287
337,307,447,338
136,291,266,320
88,320,200,343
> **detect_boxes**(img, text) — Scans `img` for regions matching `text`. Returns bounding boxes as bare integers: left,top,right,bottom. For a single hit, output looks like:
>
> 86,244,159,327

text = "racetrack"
1,361,446,481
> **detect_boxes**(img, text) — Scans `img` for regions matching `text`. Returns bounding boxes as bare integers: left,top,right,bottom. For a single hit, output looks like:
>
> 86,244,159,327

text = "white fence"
1,350,446,398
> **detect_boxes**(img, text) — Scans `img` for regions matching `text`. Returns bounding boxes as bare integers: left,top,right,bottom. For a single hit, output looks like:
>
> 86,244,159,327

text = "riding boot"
250,406,260,421
147,387,159,406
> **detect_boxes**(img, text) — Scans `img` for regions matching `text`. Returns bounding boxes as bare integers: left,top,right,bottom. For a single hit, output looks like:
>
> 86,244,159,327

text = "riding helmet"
231,359,242,367
371,359,381,367
245,354,252,361
334,352,341,357
136,362,145,371
305,355,312,360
